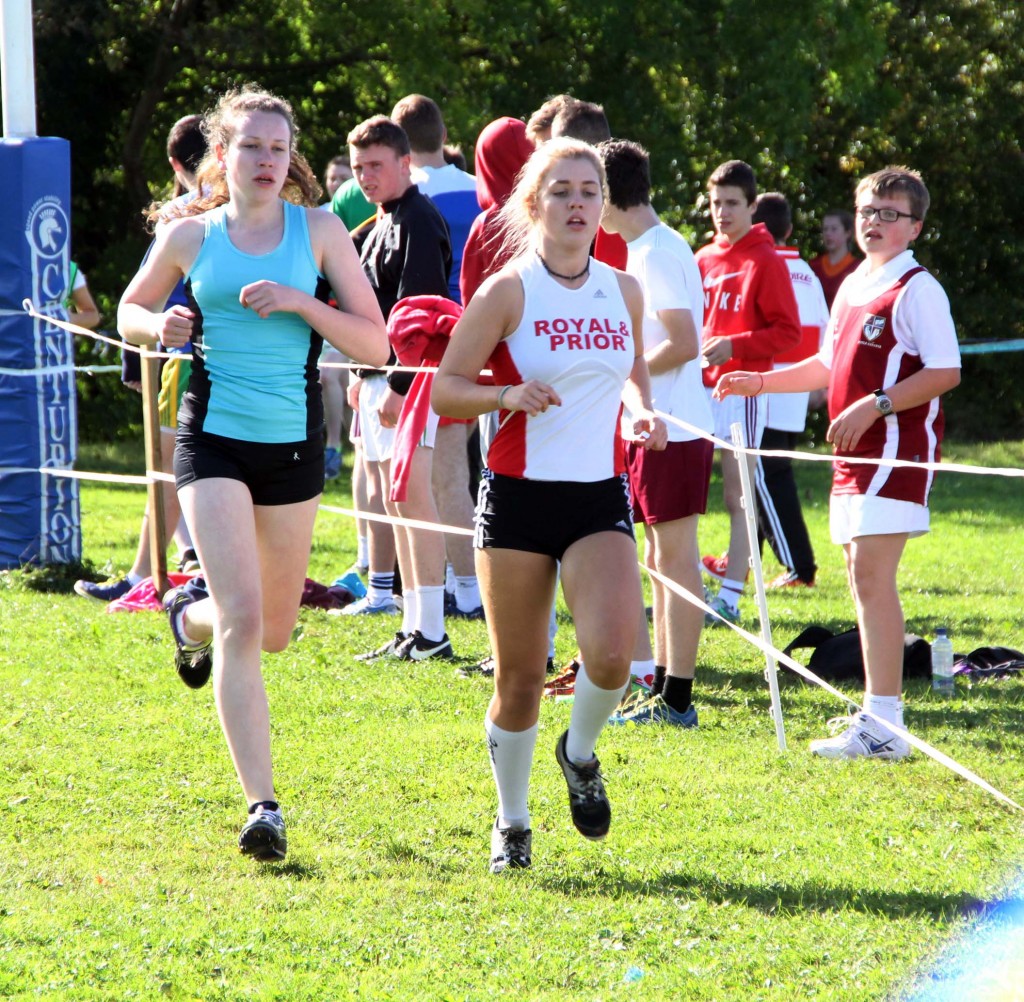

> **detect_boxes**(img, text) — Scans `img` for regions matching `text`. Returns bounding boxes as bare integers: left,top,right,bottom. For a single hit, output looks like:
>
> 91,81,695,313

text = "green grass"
1,442,1023,1000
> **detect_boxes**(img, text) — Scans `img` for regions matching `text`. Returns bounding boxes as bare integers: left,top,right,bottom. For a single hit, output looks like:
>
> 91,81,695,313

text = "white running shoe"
809,712,911,761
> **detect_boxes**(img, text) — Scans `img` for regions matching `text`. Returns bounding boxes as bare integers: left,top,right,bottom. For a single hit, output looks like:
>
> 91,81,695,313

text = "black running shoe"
490,819,532,874
554,730,610,840
354,631,408,662
461,655,555,678
394,630,454,662
449,604,485,621
165,587,213,689
238,805,287,862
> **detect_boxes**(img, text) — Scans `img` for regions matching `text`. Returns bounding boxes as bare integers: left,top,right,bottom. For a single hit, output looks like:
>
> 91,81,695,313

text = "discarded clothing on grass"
105,574,356,613
954,646,1024,678
781,625,932,683
299,578,359,611
105,572,199,613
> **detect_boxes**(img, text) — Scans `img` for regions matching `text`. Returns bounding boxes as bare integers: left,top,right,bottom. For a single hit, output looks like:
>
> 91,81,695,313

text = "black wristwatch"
873,389,894,416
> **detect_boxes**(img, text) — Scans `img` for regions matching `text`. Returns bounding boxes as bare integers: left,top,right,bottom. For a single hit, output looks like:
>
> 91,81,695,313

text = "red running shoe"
767,570,815,589
543,658,580,698
701,553,729,581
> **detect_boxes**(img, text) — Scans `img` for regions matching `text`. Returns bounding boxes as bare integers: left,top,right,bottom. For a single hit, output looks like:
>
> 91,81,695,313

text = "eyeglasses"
856,205,919,223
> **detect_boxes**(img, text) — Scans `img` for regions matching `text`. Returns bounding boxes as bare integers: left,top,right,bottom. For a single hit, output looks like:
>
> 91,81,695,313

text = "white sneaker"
809,712,911,761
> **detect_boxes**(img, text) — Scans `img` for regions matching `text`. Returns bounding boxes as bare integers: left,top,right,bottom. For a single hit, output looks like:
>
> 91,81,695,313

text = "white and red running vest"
486,254,634,482
827,265,942,503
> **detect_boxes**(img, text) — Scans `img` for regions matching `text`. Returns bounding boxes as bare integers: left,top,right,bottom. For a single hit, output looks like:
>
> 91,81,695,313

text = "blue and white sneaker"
608,694,698,728
809,712,910,761
341,596,400,616
704,595,740,627
73,576,134,603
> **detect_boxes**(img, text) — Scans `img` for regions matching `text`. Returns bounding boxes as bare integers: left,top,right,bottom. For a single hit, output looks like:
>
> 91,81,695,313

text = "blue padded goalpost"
0,0,79,568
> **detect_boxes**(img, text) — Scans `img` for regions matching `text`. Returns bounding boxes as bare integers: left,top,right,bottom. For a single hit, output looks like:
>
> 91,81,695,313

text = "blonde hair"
494,138,607,263
147,85,321,226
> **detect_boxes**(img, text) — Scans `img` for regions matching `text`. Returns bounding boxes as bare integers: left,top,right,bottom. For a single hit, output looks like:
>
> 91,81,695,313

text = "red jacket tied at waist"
387,295,463,502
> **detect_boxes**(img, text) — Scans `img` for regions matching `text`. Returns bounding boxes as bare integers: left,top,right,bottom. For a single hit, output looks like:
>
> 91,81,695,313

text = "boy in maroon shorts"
600,139,714,725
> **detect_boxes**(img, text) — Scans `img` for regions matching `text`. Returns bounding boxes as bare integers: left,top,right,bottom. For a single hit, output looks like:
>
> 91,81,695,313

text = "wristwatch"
873,389,894,415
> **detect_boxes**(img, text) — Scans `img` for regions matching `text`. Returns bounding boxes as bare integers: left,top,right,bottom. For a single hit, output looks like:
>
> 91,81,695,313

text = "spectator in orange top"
809,209,859,310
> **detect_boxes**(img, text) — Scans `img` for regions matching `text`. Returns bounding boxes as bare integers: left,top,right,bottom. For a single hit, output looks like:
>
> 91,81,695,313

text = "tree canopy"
16,0,1024,436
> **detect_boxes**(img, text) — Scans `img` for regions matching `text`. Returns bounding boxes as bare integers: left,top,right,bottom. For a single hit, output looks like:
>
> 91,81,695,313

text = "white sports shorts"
829,493,930,545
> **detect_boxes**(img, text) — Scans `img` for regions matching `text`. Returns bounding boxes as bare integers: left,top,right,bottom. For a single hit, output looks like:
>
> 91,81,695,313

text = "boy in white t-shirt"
600,139,714,726
715,166,961,759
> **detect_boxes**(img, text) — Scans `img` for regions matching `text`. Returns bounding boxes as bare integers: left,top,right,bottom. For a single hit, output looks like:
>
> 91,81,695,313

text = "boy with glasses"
713,166,961,760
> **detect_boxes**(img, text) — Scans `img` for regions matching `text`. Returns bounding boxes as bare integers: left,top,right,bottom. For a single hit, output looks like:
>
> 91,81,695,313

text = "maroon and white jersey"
486,253,634,481
821,250,960,503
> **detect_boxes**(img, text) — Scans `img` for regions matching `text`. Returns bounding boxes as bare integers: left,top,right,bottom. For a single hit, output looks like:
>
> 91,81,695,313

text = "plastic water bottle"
931,627,955,695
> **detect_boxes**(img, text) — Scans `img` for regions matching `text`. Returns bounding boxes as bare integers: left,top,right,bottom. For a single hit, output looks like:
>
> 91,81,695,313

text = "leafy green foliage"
23,0,1024,438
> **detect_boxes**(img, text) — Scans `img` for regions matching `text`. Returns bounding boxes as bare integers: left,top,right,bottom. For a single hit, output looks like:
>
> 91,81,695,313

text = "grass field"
1,440,1023,1000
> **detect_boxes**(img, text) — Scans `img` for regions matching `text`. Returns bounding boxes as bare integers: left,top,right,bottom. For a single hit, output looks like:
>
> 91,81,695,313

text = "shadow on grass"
251,858,325,880
537,868,999,922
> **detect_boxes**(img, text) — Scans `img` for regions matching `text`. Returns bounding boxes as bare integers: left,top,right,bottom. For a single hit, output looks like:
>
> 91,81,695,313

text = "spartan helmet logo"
862,314,886,341
27,200,68,257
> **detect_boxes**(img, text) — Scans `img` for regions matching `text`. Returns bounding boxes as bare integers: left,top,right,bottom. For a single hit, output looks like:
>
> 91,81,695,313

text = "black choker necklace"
537,252,589,282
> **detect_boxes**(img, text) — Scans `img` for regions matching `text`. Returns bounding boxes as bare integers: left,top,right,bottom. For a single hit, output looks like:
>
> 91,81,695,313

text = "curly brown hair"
146,85,321,228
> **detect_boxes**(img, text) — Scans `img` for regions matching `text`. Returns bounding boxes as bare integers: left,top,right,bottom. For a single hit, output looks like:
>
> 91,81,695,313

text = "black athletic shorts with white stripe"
474,470,634,560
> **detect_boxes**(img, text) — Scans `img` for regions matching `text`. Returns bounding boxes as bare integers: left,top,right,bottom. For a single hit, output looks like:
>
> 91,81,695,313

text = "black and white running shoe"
554,729,610,840
354,632,408,662
165,587,213,689
394,630,454,662
489,819,532,874
238,804,287,862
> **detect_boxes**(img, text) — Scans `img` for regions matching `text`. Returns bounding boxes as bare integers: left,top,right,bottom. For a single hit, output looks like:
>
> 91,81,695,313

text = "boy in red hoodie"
696,160,801,624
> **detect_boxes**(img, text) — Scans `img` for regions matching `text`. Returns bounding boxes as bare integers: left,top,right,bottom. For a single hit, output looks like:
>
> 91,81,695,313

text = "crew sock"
662,675,694,714
417,585,446,641
368,572,395,606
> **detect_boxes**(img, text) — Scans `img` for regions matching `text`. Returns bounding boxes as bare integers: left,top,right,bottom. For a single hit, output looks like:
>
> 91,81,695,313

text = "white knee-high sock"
547,601,558,659
566,665,628,763
417,584,446,641
485,717,537,829
400,589,417,637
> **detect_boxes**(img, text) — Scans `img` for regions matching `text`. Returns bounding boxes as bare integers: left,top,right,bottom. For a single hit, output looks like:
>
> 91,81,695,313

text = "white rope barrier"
646,564,1022,813
13,298,1024,812
656,409,1024,480
18,300,483,375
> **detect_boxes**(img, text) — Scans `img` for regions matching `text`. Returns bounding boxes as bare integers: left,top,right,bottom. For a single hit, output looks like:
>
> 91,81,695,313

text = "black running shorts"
174,426,324,506
474,471,634,560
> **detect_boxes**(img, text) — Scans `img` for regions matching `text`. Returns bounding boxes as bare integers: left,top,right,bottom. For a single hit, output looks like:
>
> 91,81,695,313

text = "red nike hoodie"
695,222,801,387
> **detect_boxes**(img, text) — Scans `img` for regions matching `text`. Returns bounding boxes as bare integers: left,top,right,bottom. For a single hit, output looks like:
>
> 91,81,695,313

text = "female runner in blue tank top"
433,139,667,873
118,86,388,862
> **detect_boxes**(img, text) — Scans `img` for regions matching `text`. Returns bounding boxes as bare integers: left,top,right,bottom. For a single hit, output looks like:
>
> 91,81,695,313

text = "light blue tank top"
184,201,325,442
